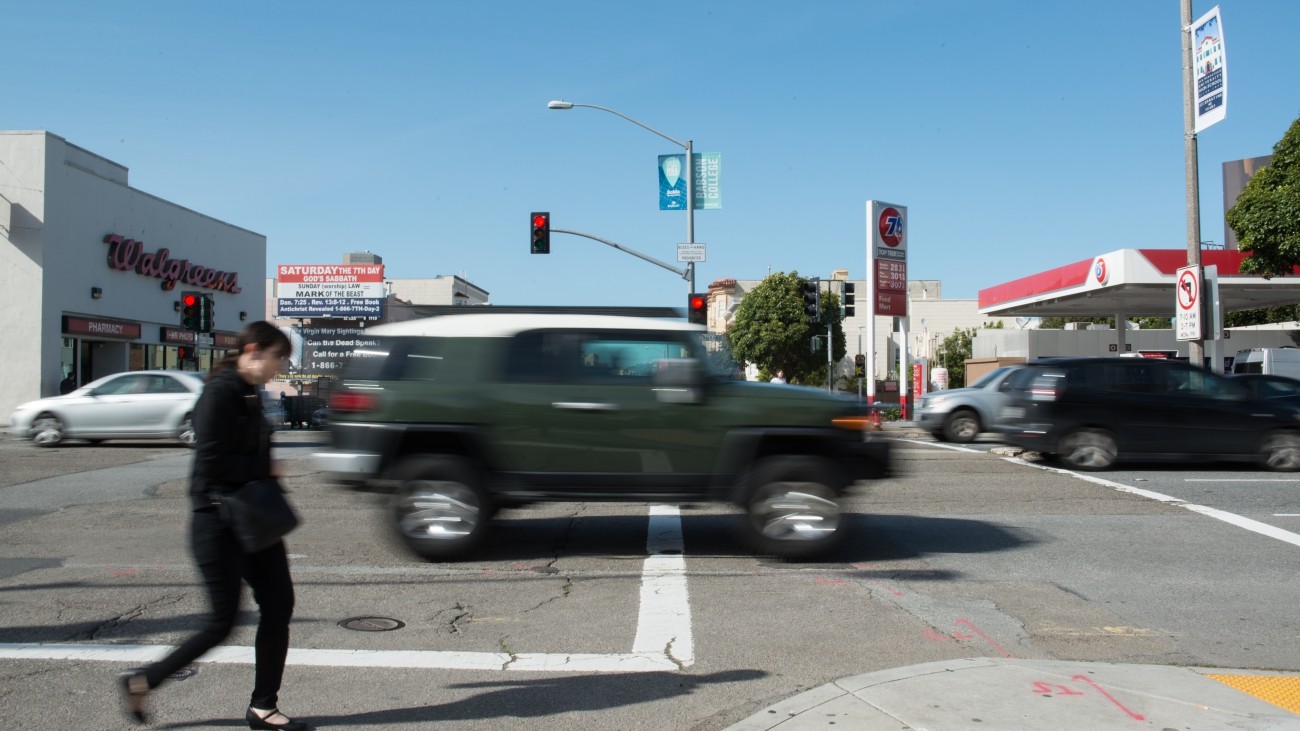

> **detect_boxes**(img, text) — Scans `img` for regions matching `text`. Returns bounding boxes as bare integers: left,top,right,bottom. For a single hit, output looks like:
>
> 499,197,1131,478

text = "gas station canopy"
979,249,1300,318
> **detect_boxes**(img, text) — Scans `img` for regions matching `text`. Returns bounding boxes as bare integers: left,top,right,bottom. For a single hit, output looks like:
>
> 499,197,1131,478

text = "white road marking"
0,505,694,672
1185,479,1300,482
1004,457,1300,549
897,439,983,454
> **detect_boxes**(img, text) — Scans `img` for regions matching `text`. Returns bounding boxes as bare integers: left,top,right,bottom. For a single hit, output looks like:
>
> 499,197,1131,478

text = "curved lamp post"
548,100,696,294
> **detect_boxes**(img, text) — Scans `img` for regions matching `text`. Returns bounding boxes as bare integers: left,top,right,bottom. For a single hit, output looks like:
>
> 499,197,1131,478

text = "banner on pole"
1193,6,1227,133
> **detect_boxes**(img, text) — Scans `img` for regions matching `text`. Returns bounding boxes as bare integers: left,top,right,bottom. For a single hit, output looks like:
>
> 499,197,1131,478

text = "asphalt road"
0,429,1297,730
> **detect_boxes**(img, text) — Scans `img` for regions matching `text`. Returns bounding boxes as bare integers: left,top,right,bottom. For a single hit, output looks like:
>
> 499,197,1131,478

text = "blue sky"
10,1,1299,308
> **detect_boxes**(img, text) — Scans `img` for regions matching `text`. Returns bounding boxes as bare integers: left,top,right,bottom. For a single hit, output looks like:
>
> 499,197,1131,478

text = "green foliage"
1224,305,1300,327
935,327,976,388
726,272,846,385
1228,116,1300,279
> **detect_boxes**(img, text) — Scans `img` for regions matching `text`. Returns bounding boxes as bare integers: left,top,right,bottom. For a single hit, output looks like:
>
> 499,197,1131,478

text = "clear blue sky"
11,1,1299,308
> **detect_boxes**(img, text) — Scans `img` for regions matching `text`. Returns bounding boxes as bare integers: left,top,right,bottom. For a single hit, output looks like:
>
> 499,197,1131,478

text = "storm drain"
338,616,406,632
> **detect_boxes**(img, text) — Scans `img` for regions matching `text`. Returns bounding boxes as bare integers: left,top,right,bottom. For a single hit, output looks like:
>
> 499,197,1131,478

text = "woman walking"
120,321,309,730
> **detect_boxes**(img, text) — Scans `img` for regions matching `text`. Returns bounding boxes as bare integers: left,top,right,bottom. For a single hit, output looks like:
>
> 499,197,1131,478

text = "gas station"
977,248,1300,370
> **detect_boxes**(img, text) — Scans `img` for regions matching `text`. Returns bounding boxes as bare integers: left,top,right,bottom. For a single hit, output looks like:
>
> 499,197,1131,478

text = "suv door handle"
552,401,621,412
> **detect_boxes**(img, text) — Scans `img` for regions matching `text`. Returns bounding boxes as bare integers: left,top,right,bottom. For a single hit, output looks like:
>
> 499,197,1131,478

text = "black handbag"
218,477,300,553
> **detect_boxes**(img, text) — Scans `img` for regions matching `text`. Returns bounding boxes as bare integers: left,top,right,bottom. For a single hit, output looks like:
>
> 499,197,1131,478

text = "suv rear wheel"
736,456,846,559
1057,428,1117,470
390,456,492,559
943,409,980,443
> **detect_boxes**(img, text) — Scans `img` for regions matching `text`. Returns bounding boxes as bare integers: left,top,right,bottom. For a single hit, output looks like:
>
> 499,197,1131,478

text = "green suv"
314,313,891,559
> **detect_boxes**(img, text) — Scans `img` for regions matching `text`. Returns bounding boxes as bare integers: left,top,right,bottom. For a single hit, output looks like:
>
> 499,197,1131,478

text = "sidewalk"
726,657,1300,730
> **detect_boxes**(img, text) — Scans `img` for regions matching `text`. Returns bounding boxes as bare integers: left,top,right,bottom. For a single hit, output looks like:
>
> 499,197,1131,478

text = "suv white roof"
368,313,704,339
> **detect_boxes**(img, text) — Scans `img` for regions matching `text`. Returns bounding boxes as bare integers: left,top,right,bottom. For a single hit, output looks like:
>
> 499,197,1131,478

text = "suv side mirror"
652,358,704,404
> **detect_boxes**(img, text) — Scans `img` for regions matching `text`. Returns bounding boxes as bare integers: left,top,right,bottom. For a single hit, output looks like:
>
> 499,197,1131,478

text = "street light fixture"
547,99,696,294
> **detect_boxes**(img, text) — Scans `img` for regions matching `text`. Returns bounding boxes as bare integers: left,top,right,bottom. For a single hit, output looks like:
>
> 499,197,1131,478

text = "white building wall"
1,131,266,419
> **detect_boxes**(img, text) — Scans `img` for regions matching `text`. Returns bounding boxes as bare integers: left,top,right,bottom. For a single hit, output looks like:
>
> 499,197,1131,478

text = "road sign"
196,333,214,347
1176,265,1201,341
676,243,706,262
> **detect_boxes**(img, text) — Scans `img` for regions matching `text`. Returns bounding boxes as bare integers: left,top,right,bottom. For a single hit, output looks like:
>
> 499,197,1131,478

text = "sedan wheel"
391,456,492,560
177,415,197,447
31,414,66,447
1058,428,1117,470
1260,432,1300,472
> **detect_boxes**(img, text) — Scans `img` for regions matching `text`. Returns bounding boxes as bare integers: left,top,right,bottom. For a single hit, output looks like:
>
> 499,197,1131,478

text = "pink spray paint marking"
955,618,1013,658
1072,675,1147,721
815,576,848,587
112,567,138,576
922,628,952,642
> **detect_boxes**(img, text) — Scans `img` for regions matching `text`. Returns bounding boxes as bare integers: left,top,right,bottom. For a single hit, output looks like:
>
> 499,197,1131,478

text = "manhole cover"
339,616,406,632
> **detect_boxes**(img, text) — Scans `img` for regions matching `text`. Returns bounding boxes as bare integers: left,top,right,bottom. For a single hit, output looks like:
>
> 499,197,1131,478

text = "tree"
727,272,846,385
932,322,1003,388
1227,116,1300,279
1038,315,1172,329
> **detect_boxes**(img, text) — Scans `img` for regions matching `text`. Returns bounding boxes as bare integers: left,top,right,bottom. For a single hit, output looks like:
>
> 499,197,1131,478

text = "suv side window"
574,332,693,384
504,331,575,383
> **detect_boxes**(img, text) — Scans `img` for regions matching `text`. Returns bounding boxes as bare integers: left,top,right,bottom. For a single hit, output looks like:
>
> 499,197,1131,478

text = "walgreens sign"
103,234,243,293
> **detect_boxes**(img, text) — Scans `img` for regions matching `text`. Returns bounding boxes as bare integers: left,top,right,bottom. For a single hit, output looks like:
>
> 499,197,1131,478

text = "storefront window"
60,338,78,393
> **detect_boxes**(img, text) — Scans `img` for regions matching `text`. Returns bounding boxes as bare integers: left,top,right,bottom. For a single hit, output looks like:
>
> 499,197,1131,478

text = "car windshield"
970,367,1012,390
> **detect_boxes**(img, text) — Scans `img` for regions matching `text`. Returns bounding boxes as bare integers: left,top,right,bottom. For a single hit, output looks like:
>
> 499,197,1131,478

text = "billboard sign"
276,264,385,319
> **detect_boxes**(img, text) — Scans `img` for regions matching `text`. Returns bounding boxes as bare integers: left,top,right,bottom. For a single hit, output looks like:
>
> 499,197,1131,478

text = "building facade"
1,131,267,418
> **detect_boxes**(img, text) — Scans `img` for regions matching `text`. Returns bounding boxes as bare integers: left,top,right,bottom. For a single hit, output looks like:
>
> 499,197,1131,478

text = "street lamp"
547,100,696,293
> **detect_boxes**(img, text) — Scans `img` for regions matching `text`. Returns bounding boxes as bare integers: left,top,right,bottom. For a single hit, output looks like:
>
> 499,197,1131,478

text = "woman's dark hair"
210,321,293,380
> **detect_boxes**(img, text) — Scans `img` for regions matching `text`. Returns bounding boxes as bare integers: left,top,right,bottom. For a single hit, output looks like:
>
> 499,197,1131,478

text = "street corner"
726,659,1300,731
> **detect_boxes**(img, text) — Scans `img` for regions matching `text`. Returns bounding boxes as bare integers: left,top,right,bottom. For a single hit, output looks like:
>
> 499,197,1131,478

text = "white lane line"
1275,514,1300,517
897,438,984,454
631,505,694,667
1185,479,1300,482
0,505,695,672
1004,457,1300,549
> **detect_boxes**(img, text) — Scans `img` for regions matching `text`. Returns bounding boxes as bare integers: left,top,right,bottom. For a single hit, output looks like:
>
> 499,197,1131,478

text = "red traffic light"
182,294,198,307
687,293,707,326
532,213,548,228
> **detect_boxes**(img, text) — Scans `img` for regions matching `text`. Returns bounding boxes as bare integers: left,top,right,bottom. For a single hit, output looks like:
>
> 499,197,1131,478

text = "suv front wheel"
943,409,981,443
391,456,493,559
736,456,846,559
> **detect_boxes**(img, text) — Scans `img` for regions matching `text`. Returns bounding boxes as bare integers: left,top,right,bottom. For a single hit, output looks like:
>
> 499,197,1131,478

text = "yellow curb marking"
1208,674,1300,715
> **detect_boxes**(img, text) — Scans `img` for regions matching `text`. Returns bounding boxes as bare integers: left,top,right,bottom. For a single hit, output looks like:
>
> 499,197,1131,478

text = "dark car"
1230,373,1300,409
996,357,1300,471
314,313,892,559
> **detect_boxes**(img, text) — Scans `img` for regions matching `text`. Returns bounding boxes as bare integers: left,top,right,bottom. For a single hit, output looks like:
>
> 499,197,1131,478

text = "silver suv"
916,365,1025,443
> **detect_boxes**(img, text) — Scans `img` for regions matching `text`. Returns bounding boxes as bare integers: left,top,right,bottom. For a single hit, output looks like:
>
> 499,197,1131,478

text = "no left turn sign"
1177,268,1199,311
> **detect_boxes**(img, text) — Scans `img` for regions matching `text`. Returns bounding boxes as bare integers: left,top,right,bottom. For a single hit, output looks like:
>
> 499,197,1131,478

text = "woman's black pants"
141,507,295,709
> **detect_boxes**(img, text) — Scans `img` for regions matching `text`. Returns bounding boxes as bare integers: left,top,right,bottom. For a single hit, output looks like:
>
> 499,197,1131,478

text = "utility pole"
1181,0,1204,367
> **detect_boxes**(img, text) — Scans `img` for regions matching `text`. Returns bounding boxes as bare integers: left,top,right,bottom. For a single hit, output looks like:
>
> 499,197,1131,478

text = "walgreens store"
0,131,266,419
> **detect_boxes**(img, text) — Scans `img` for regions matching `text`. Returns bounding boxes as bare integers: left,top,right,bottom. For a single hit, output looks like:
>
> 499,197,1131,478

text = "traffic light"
854,354,866,378
530,211,550,254
197,293,215,333
181,291,201,331
843,283,856,318
177,346,192,362
687,293,707,326
801,278,821,324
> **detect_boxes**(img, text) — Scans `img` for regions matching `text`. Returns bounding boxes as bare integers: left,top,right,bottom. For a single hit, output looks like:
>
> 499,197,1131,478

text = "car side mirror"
652,358,704,404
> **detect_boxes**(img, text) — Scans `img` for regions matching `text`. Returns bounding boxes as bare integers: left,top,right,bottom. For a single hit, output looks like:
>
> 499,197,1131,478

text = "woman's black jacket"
188,367,272,510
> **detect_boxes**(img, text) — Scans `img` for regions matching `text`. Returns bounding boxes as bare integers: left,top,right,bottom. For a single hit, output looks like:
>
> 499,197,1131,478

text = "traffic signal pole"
1180,0,1205,367
551,227,692,283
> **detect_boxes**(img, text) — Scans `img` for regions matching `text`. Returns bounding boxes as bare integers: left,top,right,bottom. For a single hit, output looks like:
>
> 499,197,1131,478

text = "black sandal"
118,669,150,724
246,707,309,730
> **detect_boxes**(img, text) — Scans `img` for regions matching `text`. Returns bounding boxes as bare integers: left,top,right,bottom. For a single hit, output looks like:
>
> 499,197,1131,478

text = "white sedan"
10,370,205,447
